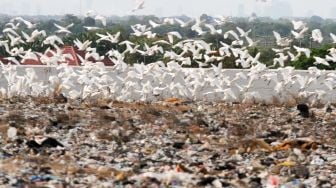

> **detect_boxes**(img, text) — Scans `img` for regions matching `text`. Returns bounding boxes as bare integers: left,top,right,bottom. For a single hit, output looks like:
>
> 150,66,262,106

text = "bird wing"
299,27,308,35
21,31,31,41
66,23,74,29
175,18,185,26
169,31,182,39
205,24,215,32
245,36,254,46
227,30,239,40
149,20,159,28
54,23,65,30
236,27,245,36
291,30,299,38
330,33,336,43
96,33,107,39
273,31,281,41
95,15,107,26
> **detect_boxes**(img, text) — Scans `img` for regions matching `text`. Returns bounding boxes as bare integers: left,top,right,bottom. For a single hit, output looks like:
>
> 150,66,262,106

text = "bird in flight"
132,0,145,12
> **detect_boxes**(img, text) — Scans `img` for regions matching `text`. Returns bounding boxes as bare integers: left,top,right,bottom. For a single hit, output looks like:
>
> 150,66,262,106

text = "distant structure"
237,4,246,17
80,0,83,15
35,3,41,15
263,0,293,18
329,7,336,19
306,10,314,18
0,46,114,66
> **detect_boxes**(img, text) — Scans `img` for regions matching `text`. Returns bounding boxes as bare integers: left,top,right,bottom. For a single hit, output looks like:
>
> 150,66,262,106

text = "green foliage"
290,44,336,70
251,47,276,66
83,17,95,26
62,14,82,25
1,15,336,70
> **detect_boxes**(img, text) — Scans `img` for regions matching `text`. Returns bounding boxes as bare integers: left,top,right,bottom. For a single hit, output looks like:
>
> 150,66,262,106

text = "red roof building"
61,46,81,66
1,46,114,66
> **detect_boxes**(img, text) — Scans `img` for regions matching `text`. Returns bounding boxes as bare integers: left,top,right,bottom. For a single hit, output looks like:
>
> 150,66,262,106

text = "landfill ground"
0,97,336,187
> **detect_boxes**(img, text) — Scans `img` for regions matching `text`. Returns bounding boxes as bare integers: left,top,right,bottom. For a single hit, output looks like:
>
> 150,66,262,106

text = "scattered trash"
230,138,273,154
164,98,184,105
172,141,185,149
310,155,325,165
7,127,17,140
277,161,296,167
292,165,310,179
197,176,216,186
0,100,335,187
280,179,302,188
267,175,280,188
273,139,319,151
30,175,59,182
0,150,12,159
176,164,193,173
54,93,68,103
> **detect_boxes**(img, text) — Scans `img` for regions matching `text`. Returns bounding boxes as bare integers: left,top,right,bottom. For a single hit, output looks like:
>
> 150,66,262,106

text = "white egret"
224,30,240,41
95,15,107,27
74,39,92,51
313,57,330,67
167,31,182,44
294,46,311,58
205,24,222,35
291,27,308,39
132,0,145,12
54,23,73,35
5,22,20,30
13,17,37,29
292,20,306,31
273,31,292,47
84,26,101,31
330,33,336,43
21,29,46,43
311,29,323,43
7,34,25,47
148,20,161,28
43,35,64,46
236,27,251,38
175,18,192,28
3,28,19,37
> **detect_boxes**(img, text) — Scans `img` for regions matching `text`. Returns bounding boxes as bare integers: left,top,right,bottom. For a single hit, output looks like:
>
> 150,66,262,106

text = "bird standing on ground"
297,104,310,118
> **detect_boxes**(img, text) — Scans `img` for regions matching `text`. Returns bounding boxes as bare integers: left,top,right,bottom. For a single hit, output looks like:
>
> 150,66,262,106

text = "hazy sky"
1,0,336,18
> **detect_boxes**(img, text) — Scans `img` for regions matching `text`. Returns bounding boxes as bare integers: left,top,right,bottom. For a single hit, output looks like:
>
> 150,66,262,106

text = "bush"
290,44,336,70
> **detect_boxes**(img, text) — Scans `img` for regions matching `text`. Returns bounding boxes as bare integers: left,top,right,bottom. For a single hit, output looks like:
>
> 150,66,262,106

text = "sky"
1,0,336,18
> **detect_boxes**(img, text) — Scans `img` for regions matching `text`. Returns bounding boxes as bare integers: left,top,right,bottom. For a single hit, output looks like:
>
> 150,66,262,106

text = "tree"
62,14,82,25
84,17,95,26
200,14,212,23
290,44,336,70
310,15,324,23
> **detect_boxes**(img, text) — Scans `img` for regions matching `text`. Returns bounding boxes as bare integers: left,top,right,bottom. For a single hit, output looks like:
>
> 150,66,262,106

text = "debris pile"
0,98,335,187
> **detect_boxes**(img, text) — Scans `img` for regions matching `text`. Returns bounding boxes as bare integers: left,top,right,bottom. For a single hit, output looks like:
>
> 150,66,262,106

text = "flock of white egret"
0,7,335,104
